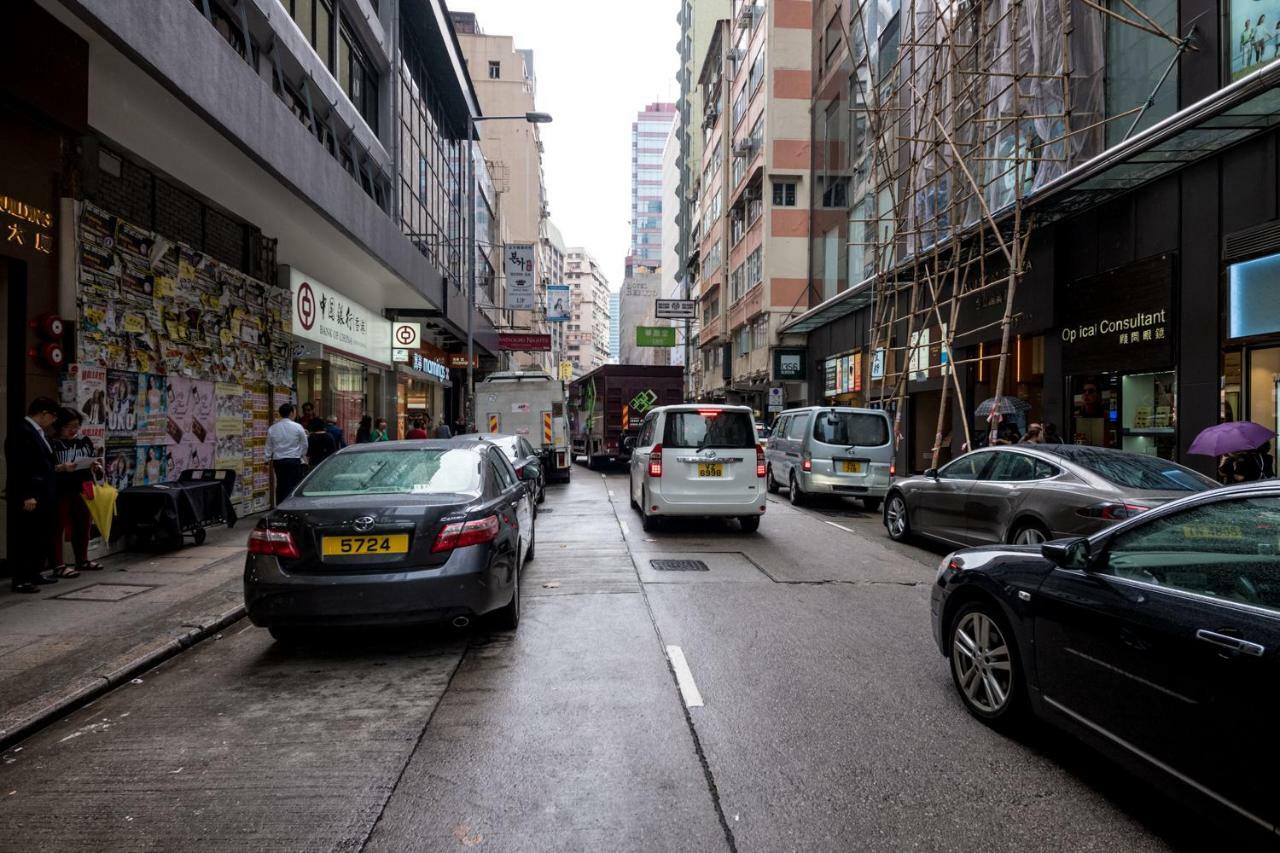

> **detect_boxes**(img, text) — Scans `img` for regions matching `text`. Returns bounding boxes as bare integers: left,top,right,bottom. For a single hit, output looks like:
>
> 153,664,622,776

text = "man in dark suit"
6,397,60,593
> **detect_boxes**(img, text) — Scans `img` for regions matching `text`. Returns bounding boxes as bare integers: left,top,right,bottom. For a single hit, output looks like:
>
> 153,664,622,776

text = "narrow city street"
0,469,1227,852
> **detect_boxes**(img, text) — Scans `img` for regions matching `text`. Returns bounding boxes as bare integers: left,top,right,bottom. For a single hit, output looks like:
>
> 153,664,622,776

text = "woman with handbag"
50,407,104,576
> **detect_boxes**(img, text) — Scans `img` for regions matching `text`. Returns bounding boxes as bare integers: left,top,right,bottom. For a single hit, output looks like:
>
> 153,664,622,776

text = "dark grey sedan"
884,445,1218,547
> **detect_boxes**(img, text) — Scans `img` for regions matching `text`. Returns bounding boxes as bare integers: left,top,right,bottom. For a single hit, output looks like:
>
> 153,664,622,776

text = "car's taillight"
248,527,300,559
890,460,896,478
756,444,766,477
432,515,500,553
802,452,812,473
1078,502,1149,521
649,444,663,477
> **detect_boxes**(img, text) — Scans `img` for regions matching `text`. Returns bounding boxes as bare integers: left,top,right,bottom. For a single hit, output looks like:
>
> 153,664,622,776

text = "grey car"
883,444,1218,547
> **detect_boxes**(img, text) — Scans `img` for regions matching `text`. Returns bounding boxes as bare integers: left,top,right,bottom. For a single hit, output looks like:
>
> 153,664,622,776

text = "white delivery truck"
476,371,572,483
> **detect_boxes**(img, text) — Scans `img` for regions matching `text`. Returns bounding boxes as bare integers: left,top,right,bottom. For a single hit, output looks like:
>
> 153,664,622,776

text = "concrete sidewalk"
0,517,258,749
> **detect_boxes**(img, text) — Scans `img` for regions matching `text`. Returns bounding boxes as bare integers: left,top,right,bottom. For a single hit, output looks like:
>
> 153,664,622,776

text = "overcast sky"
449,0,680,290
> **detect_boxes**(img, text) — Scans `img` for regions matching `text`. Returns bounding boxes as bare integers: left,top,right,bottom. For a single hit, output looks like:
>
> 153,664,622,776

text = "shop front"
287,267,392,441
396,350,450,438
1057,254,1177,459
1224,250,1280,446
822,349,865,407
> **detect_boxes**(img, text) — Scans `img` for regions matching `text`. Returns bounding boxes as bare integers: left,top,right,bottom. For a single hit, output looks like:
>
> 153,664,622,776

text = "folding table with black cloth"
113,469,238,548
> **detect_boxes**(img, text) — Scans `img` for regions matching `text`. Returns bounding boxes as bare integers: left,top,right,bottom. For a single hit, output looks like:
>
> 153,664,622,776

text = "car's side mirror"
924,467,939,479
1041,537,1092,570
519,462,540,482
623,436,636,450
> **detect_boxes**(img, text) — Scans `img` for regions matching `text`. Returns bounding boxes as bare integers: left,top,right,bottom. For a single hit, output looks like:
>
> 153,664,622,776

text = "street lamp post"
466,111,552,429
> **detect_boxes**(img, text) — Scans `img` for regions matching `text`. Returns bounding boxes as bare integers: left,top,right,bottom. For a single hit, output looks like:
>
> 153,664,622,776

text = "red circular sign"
297,282,316,331
395,324,416,345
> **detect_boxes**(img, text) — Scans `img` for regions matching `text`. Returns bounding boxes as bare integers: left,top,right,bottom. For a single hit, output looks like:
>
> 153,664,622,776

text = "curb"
0,603,246,752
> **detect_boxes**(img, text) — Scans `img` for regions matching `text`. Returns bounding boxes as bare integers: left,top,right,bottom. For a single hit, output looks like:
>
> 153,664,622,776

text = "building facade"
660,115,685,368
628,102,677,276
541,219,567,375
1,0,498,567
785,0,1280,478
690,3,815,413
564,248,611,377
608,291,621,363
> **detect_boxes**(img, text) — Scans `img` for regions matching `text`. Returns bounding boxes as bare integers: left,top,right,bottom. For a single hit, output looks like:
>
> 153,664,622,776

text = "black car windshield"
663,410,755,449
1046,446,1216,491
299,449,482,497
813,411,889,446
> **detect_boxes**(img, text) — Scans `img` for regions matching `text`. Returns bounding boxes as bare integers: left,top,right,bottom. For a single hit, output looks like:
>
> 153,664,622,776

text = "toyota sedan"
244,439,535,640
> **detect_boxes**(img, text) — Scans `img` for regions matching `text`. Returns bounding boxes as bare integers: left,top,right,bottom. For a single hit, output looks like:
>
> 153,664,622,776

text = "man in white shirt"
266,403,309,504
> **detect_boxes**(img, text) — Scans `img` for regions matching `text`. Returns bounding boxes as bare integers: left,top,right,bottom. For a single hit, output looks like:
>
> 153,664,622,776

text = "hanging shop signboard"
772,347,807,381
504,243,536,311
392,321,420,349
655,299,697,320
410,352,450,382
498,333,552,352
636,326,677,347
1058,255,1173,374
288,267,391,366
547,285,571,322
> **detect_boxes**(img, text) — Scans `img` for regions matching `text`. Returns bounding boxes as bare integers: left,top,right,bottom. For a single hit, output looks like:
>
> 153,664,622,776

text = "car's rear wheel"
525,525,536,563
640,489,659,532
629,473,640,510
766,466,780,494
1009,521,1050,546
268,626,303,644
739,515,760,533
949,601,1025,728
492,562,520,630
788,472,806,506
884,492,910,541
862,497,882,512
536,482,546,504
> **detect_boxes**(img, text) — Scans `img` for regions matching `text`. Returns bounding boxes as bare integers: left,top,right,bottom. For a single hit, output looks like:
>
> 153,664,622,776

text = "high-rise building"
660,117,684,368
452,12,552,372
564,248,611,377
628,102,677,277
608,292,621,363
689,5,813,409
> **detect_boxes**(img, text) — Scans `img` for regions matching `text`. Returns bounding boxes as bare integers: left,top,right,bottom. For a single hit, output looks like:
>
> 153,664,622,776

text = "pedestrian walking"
324,415,346,449
433,418,452,439
307,418,339,467
50,408,105,577
1019,424,1044,444
1260,441,1275,479
372,418,390,442
406,419,428,440
356,415,373,444
5,397,61,593
266,403,309,503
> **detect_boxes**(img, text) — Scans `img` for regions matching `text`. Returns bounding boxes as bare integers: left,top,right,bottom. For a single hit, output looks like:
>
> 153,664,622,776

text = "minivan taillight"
248,527,300,559
649,444,663,477
802,452,812,473
756,444,766,477
432,514,500,553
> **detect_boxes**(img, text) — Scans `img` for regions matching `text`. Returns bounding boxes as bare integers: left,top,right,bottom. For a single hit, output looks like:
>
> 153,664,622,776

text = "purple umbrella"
1188,421,1276,456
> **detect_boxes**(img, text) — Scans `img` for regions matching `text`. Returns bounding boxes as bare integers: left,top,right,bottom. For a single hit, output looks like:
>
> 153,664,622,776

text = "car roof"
340,439,488,452
776,406,888,416
651,404,753,413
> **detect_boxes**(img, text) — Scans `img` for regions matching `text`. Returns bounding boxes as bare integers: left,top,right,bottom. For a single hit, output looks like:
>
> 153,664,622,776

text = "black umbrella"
974,396,1031,417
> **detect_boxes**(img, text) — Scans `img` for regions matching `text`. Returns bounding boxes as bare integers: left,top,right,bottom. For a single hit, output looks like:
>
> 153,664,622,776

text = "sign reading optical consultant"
505,243,536,311
289,268,392,365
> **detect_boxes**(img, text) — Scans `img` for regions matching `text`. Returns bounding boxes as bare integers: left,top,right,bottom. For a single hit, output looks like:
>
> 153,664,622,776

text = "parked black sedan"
459,433,546,505
244,439,536,639
931,481,1280,838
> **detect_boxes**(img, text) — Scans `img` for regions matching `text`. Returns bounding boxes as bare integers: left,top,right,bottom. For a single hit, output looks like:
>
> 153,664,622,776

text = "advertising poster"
105,370,138,437
504,243,536,311
72,364,108,453
1231,2,1280,80
166,440,215,481
136,373,173,445
215,383,244,436
546,285,570,322
136,445,169,486
104,439,137,491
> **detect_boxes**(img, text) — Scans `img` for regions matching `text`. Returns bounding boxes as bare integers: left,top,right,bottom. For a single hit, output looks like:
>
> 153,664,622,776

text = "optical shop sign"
1057,255,1173,373
289,267,391,365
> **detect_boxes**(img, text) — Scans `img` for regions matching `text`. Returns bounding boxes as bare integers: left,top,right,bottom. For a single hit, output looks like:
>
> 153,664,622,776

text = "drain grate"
52,583,157,602
650,559,709,572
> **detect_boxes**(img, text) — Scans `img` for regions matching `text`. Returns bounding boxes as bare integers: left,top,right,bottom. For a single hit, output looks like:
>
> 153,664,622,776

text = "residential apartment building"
782,0,1280,478
628,103,677,276
691,4,814,411
452,12,551,372
541,219,567,374
608,291,621,363
564,248,611,377
0,0,499,561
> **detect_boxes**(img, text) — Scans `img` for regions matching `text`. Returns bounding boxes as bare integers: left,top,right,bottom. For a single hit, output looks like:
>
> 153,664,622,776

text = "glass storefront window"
330,353,366,442
1229,252,1280,339
1070,370,1177,459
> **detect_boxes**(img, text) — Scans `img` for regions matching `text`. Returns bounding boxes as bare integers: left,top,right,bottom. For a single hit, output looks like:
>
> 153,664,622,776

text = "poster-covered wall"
71,203,292,512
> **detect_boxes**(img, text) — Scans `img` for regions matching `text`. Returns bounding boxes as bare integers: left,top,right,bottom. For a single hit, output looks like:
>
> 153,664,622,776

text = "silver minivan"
764,406,894,510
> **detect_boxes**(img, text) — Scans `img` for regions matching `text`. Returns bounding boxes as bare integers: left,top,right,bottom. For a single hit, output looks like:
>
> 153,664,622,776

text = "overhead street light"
464,111,552,429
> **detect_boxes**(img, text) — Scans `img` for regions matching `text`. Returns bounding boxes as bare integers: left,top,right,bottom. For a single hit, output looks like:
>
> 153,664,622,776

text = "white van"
764,406,893,510
477,371,572,483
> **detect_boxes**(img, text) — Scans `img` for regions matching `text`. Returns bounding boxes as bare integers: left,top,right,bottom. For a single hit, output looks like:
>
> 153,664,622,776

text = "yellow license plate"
841,461,864,473
322,534,410,556
697,463,724,478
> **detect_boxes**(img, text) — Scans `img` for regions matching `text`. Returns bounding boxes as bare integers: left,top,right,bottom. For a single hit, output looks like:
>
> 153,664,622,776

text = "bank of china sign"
289,268,391,366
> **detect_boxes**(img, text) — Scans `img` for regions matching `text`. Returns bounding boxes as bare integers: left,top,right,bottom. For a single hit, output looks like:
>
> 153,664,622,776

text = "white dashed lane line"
824,520,855,533
665,645,704,708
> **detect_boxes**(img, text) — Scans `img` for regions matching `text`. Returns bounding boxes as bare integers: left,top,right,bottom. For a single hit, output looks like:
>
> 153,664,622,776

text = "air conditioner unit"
736,4,761,28
702,109,720,129
727,47,746,63
732,139,758,158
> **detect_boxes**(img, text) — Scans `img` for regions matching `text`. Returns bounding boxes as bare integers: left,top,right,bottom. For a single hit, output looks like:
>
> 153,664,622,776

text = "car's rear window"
300,449,482,497
662,410,755,449
1047,446,1216,491
812,411,890,446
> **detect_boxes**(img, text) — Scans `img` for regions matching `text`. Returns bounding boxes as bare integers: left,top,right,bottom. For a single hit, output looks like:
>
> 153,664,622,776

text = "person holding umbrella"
1188,420,1277,483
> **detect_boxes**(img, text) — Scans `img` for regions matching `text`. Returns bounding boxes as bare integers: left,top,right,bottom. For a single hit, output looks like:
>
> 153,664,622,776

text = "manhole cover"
650,559,709,572
53,583,156,602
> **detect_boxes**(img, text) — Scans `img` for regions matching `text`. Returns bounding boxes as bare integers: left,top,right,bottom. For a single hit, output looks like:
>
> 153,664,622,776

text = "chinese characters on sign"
504,243,536,311
288,268,392,365
2,194,54,254
635,326,676,347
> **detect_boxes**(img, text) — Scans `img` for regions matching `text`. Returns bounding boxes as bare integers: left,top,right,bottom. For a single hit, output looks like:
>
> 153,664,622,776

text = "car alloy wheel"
1011,524,1048,545
493,561,520,630
950,606,1016,718
885,494,908,540
788,472,805,506
766,466,779,494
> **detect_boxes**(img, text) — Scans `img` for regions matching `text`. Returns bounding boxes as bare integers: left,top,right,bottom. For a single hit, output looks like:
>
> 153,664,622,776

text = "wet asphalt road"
0,467,1234,851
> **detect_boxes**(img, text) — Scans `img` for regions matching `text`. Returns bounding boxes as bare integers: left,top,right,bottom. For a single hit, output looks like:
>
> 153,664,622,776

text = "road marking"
608,489,615,497
665,645,704,708
824,520,855,533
